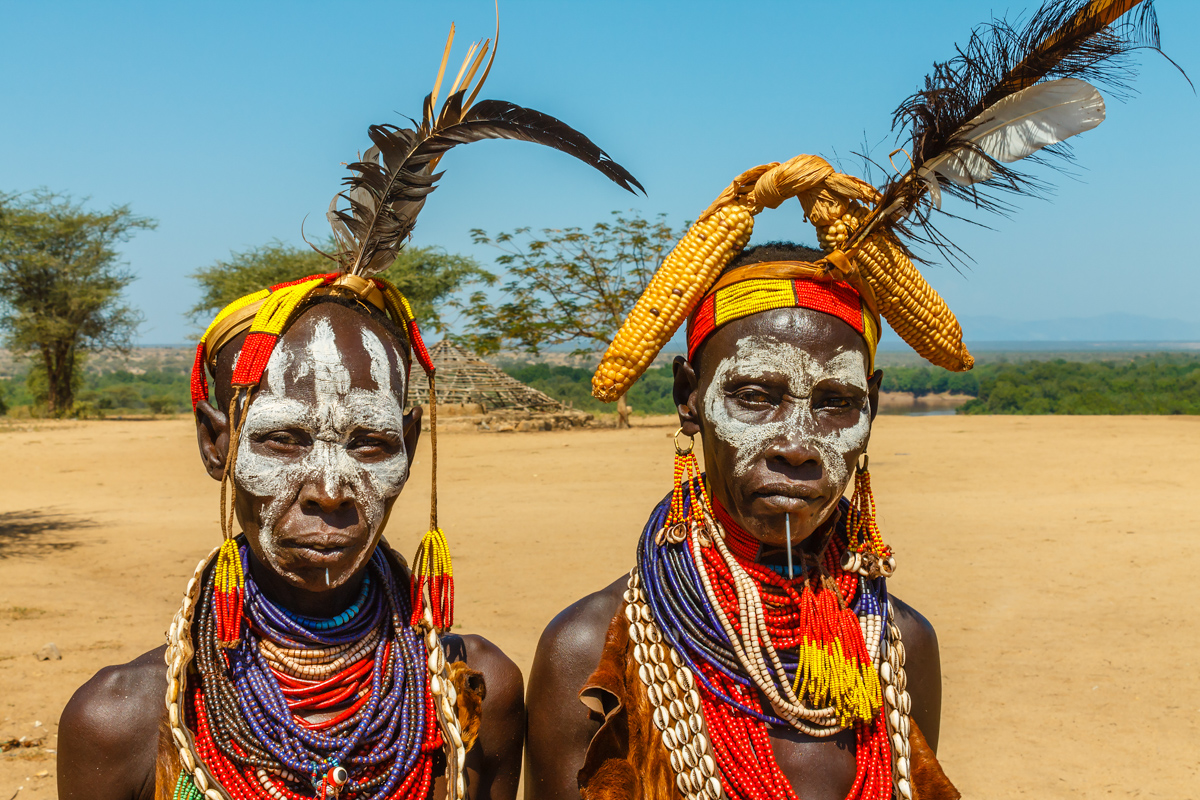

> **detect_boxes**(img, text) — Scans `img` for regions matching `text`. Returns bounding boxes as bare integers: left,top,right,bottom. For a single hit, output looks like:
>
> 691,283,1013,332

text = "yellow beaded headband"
685,261,881,373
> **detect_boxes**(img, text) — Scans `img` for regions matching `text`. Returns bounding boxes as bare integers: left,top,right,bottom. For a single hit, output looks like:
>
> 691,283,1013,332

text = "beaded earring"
843,454,896,578
659,427,713,545
214,387,251,647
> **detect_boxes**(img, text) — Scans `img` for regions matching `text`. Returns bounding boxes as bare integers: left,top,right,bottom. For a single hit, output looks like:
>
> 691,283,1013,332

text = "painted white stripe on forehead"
360,327,393,396
308,317,352,401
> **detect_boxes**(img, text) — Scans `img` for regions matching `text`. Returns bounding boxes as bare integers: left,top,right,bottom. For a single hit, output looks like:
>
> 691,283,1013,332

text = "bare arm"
524,579,625,800
58,647,168,800
889,596,943,751
447,634,526,800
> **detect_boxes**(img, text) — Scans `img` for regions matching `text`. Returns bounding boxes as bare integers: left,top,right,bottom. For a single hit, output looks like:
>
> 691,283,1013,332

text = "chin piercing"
325,567,330,586
785,514,794,580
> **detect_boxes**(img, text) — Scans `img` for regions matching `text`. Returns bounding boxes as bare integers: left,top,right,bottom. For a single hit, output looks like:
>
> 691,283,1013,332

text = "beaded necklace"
165,544,469,800
634,478,915,800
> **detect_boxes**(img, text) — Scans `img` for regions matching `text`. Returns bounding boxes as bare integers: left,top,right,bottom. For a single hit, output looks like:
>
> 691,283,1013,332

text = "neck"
246,548,369,618
712,497,841,573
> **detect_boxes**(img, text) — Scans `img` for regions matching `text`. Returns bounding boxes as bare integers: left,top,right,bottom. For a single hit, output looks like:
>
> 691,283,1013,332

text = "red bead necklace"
695,502,893,800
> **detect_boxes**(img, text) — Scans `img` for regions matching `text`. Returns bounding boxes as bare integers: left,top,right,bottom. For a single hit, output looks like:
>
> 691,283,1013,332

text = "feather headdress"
864,0,1177,243
192,20,642,646
592,0,1180,398
325,23,642,279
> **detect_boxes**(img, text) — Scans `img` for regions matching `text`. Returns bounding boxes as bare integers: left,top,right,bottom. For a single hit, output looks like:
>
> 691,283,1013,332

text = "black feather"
329,86,644,277
857,0,1173,262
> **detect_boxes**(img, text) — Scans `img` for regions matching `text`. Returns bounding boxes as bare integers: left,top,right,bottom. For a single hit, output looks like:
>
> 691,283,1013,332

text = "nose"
297,473,356,515
765,400,823,473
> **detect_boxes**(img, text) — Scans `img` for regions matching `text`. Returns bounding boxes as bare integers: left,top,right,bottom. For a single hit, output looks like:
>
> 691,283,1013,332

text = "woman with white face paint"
528,0,1175,793
56,17,643,800
527,244,956,800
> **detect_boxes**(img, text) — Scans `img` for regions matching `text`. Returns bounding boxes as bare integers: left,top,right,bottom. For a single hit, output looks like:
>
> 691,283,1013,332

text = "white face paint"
702,334,871,519
234,317,410,547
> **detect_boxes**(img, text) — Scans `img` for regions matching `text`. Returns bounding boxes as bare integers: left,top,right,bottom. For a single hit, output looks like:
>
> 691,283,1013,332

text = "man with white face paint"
527,244,958,800
57,295,527,800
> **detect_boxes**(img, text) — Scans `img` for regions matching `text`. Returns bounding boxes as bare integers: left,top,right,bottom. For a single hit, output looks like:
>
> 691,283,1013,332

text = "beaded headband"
189,273,432,411
685,262,881,372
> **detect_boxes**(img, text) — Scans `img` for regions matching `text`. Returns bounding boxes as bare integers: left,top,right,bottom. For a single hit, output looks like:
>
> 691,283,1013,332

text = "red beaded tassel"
696,664,894,800
410,374,454,631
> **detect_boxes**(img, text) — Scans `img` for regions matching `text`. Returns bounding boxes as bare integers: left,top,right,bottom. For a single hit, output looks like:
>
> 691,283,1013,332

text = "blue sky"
0,1,1196,345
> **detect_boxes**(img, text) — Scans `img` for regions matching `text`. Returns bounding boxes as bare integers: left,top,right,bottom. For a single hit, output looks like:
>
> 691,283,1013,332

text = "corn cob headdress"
192,23,642,641
592,0,1173,400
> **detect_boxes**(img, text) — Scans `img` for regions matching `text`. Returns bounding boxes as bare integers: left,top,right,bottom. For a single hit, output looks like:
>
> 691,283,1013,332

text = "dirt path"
1,416,1197,799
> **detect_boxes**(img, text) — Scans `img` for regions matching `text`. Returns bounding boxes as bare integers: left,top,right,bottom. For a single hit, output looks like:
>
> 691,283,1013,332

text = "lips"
280,533,358,564
750,482,827,513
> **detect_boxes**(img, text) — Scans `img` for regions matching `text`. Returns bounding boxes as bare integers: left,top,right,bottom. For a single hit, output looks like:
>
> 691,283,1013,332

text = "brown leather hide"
447,660,487,753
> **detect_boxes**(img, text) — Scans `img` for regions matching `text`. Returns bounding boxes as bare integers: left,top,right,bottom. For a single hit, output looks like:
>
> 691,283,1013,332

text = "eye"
348,432,401,458
814,386,865,412
258,429,310,453
729,386,776,406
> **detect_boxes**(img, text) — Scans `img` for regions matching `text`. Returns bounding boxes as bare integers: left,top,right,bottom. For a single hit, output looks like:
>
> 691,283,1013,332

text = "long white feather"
918,77,1106,208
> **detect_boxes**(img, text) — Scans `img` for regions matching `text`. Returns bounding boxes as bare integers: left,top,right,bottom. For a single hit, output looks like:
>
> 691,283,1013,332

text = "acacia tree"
190,241,493,334
463,211,681,426
0,193,153,416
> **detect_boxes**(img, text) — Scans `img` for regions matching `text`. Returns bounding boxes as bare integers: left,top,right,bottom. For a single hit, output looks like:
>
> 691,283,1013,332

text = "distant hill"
957,313,1200,343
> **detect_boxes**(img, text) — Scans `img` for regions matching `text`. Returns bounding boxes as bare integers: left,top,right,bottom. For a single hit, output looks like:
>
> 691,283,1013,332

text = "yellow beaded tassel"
410,375,454,631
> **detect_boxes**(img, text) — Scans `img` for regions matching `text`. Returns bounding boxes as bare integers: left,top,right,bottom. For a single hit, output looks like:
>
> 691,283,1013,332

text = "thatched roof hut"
407,340,565,412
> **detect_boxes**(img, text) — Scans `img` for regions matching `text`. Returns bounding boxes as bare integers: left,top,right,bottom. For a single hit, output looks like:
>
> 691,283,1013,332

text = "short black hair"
724,241,825,274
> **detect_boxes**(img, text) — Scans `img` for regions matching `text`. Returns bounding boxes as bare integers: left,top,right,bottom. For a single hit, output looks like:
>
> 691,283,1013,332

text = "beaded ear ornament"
844,455,896,579
658,428,715,546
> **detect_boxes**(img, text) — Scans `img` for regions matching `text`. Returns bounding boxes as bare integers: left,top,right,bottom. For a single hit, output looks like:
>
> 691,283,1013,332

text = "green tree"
463,211,682,426
0,192,153,416
190,241,494,334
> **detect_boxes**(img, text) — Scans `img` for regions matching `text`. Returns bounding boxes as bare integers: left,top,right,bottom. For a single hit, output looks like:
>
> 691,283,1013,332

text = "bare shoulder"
447,632,524,710
533,575,627,674
442,633,525,800
58,646,168,800
887,594,943,751
890,595,939,659
524,576,627,800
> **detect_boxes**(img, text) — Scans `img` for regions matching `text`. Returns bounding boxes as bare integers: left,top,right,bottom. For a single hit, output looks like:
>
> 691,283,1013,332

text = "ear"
672,356,702,437
403,404,423,468
194,400,229,481
867,368,883,422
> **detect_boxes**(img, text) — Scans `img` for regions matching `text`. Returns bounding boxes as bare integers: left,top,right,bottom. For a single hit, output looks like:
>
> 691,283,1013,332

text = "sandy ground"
1,415,1198,799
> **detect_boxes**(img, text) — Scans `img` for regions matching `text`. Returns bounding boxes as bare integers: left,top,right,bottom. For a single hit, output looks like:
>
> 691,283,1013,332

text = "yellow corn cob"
591,202,755,401
818,206,974,371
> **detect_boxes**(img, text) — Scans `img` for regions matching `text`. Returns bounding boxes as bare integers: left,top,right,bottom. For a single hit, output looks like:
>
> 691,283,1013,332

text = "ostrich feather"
918,78,1106,208
328,24,644,277
853,0,1168,253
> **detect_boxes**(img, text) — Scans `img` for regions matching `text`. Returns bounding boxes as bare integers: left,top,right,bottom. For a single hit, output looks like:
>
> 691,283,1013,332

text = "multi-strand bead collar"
165,543,469,800
633,480,914,800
